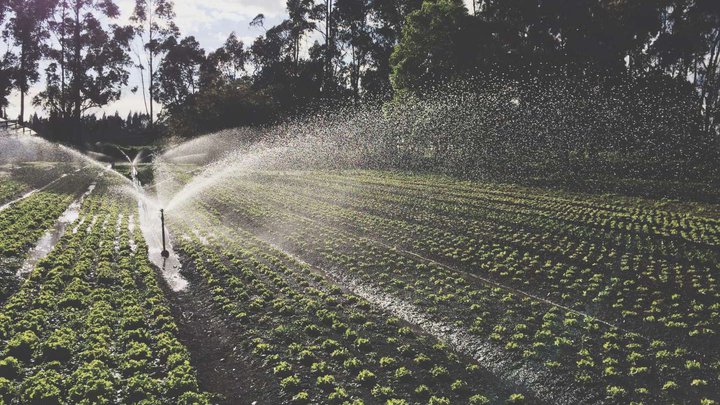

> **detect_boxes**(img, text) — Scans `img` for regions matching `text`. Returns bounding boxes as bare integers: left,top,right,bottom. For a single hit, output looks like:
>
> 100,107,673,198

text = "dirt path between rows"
159,258,280,405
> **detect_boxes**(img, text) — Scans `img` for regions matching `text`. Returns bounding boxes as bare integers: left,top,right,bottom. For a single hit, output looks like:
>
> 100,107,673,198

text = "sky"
6,0,473,121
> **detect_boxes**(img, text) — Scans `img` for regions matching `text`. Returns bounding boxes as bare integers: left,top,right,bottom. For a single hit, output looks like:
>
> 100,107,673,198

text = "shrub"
280,375,301,393
328,387,349,403
304,325,320,337
321,339,340,352
451,379,468,392
316,374,336,390
311,362,328,374
379,357,397,368
298,350,314,366
354,338,371,351
21,369,63,405
42,328,76,362
413,353,431,368
394,367,413,381
164,363,200,398
662,381,679,391
0,357,20,380
291,391,310,404
6,330,39,361
0,314,11,340
469,394,490,404
686,360,701,370
371,385,395,399
68,360,115,403
430,365,449,380
356,369,376,386
125,374,161,403
0,376,16,401
606,386,627,399
273,362,293,377
428,396,451,405
177,391,211,405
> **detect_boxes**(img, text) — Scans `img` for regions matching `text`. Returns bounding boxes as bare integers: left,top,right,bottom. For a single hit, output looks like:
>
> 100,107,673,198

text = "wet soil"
157,254,281,405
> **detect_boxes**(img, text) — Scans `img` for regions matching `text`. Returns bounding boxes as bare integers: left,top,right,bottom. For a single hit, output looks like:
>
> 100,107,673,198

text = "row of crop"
325,170,720,243
0,182,208,404
244,173,719,352
287,172,719,266
199,181,718,404
311,171,720,249
171,200,513,404
0,169,100,259
308,176,718,292
0,171,99,304
223,175,719,351
0,163,80,199
0,180,24,206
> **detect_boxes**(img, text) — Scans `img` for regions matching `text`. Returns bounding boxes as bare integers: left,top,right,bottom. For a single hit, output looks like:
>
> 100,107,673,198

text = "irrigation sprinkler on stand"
160,209,170,258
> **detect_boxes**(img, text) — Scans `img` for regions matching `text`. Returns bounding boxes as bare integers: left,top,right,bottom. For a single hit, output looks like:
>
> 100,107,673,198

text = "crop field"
158,166,720,404
0,166,208,404
1,159,719,404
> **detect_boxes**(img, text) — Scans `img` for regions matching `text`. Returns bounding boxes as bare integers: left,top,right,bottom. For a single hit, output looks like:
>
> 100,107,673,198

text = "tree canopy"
0,0,716,183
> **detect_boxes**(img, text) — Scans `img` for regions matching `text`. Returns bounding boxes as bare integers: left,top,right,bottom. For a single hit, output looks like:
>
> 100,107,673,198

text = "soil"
158,256,282,405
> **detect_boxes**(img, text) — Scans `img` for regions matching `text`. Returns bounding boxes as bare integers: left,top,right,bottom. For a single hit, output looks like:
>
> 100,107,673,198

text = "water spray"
160,209,170,258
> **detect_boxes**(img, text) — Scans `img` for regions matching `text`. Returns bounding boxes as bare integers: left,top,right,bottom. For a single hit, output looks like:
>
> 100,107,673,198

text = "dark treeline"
0,0,718,181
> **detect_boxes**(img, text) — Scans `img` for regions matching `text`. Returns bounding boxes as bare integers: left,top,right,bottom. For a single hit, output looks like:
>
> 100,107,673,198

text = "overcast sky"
7,0,472,121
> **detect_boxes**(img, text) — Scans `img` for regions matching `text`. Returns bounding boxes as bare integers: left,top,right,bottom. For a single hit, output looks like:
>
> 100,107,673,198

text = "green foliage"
21,369,63,405
0,358,20,380
6,330,38,361
390,0,475,94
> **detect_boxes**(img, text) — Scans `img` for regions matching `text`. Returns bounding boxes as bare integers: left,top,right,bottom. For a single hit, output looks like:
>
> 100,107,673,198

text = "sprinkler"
160,209,170,258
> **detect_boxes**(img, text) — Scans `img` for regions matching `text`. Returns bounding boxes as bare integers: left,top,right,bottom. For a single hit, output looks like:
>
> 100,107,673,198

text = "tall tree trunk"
19,44,25,124
60,4,66,119
149,14,154,127
324,0,332,94
19,92,25,125
702,33,720,136
72,4,82,140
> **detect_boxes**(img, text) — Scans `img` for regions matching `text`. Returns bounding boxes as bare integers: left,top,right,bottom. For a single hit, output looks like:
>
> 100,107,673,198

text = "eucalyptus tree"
0,0,14,113
335,0,374,101
35,0,133,137
287,0,315,67
364,0,422,96
130,0,178,126
212,33,247,82
154,35,205,109
390,0,472,93
6,0,55,123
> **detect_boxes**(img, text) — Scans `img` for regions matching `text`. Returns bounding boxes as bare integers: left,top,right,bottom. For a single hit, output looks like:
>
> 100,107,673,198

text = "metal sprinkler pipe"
160,209,170,258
